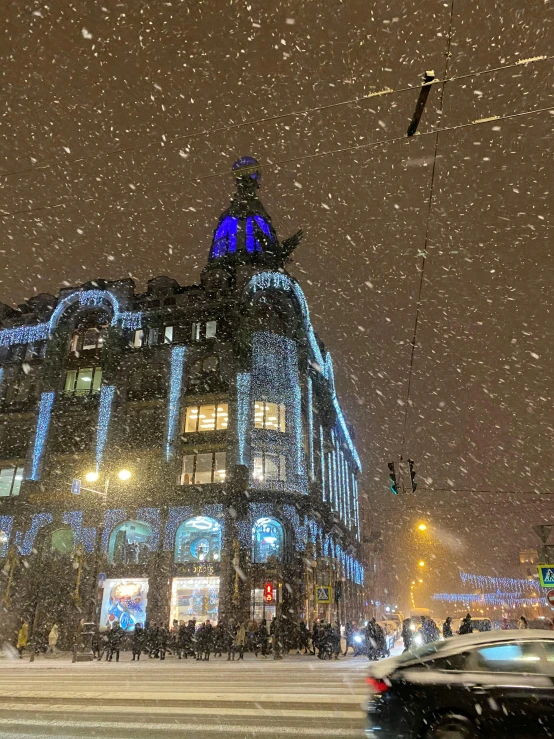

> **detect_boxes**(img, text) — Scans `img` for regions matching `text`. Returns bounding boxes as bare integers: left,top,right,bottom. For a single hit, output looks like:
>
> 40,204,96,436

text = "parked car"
365,630,554,738
451,617,493,634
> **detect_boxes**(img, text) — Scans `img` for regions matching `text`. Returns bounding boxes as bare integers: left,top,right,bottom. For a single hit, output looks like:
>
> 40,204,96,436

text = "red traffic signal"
264,582,274,603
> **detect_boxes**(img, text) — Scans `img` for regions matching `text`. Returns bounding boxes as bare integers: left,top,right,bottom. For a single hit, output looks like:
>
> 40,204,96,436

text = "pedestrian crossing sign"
538,565,554,588
316,585,332,604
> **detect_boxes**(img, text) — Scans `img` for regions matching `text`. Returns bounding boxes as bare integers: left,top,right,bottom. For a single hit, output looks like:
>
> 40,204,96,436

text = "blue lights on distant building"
100,509,127,552
166,345,186,460
0,322,49,348
62,511,96,554
307,378,314,480
136,507,161,551
29,392,55,481
96,385,115,471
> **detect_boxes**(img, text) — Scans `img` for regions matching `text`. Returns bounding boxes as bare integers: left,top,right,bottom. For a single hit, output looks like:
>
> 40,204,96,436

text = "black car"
366,630,554,738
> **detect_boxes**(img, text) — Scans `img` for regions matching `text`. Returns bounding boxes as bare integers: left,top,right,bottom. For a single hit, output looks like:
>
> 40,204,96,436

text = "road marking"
0,717,363,737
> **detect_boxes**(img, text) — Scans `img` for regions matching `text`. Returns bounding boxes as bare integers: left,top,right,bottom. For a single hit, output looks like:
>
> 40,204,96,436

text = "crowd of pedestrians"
87,617,353,662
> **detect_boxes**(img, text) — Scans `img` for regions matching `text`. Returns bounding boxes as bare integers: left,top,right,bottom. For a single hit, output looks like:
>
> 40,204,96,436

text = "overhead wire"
1,105,551,220
0,54,551,181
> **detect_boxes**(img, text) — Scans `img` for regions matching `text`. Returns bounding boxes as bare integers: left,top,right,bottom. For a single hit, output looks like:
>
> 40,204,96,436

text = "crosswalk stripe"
0,717,363,737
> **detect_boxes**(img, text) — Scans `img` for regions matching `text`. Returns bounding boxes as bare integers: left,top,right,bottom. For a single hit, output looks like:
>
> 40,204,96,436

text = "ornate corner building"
0,158,364,642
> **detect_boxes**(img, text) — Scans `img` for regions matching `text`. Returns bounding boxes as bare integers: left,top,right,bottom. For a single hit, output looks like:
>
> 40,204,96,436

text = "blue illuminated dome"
209,157,279,263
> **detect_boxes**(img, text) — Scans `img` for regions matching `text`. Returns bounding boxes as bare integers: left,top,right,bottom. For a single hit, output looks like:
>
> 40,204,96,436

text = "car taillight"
366,677,389,694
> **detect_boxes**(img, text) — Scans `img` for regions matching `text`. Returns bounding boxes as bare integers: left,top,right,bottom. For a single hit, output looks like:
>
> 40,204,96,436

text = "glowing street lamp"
418,560,426,568
85,471,99,483
417,523,427,532
118,469,132,481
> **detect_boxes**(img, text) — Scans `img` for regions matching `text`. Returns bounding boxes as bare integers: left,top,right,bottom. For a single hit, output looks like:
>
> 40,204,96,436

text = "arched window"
175,516,222,564
252,517,284,563
51,528,75,555
108,520,153,565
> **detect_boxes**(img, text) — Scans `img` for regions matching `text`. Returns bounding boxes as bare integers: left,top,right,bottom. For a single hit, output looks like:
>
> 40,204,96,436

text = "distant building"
0,158,364,642
519,549,539,580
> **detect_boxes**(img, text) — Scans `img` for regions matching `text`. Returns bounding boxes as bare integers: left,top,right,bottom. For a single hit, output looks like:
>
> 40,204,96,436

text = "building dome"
209,157,279,263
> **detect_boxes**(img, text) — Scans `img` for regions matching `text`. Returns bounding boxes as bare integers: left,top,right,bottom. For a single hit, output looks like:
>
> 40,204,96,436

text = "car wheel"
426,713,474,739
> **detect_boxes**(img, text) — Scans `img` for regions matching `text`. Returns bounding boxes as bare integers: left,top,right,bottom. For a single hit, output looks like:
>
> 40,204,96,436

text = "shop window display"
108,520,153,565
100,578,149,631
170,576,219,625
252,517,284,563
174,516,222,564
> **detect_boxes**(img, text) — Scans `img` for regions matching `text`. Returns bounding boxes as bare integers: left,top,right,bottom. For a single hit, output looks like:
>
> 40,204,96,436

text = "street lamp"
81,469,133,496
417,523,427,532
85,471,99,483
118,469,132,481
418,560,425,568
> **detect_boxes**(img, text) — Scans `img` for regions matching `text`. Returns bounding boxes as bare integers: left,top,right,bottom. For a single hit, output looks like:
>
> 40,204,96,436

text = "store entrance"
251,588,276,623
170,576,220,625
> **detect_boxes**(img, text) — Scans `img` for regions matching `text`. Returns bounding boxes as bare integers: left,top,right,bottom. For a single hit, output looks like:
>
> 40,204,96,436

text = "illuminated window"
252,452,286,482
206,320,217,338
174,517,222,563
108,520,153,565
0,466,24,497
192,322,201,341
181,452,226,485
64,366,102,395
184,403,228,432
133,329,144,348
252,517,284,563
164,326,174,344
254,401,286,432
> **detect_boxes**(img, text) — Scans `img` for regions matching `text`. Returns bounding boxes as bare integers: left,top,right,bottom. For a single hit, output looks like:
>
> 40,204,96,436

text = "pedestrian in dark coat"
234,623,246,660
343,621,353,655
203,620,214,661
158,625,169,660
401,618,412,652
442,617,453,638
108,622,123,662
298,621,310,654
257,619,269,658
132,624,144,660
458,613,473,635
332,621,341,660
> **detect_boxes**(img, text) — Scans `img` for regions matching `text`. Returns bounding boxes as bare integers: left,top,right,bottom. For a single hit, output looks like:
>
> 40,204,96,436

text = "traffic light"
408,459,417,492
387,462,398,495
264,582,274,603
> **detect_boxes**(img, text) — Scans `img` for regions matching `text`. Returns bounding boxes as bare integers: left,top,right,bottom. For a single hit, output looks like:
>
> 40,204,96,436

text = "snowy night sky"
1,1,552,604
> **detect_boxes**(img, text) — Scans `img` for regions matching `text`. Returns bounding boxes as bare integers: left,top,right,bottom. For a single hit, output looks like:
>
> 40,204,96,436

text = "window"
108,520,153,565
51,529,75,554
133,329,144,348
181,452,226,485
164,326,174,344
70,327,106,354
184,403,228,432
470,642,542,673
254,401,286,431
0,466,24,497
192,321,217,341
64,366,102,395
24,342,44,361
253,452,287,482
174,517,222,563
252,517,284,563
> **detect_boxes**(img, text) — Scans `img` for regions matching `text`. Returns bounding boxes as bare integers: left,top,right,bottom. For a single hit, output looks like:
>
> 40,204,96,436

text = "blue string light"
96,385,115,471
120,311,142,330
307,377,314,480
163,506,193,550
236,373,251,465
21,512,53,555
62,511,96,554
432,592,547,608
166,345,186,460
246,272,361,472
0,515,14,558
319,426,326,502
100,509,127,552
251,332,307,494
28,391,55,481
136,507,161,551
0,322,49,347
460,572,537,593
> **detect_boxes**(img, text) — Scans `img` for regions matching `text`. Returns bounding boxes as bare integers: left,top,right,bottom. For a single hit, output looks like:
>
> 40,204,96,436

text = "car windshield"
395,640,452,665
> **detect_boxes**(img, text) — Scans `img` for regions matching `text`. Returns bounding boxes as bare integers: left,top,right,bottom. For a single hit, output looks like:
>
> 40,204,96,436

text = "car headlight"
413,633,423,646
410,624,416,632
354,635,363,644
